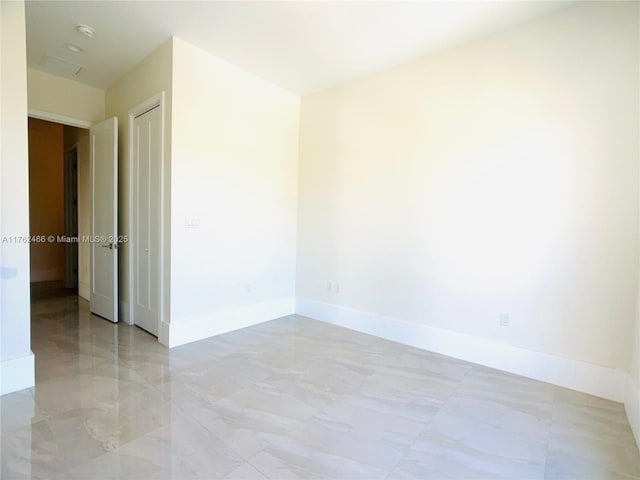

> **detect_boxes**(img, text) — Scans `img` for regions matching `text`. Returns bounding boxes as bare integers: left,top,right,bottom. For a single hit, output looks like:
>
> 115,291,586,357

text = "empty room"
1,1,639,479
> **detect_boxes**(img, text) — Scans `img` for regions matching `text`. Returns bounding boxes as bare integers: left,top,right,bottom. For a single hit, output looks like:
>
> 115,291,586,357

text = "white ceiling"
25,1,574,95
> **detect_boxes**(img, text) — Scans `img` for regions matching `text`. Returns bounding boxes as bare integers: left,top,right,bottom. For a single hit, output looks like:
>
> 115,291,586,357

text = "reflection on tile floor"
1,289,639,479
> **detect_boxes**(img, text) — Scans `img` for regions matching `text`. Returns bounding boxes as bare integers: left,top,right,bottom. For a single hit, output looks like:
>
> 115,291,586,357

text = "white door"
133,106,161,336
90,117,118,322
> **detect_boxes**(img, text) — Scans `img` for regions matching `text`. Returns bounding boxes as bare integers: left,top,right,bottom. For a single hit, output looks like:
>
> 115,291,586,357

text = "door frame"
28,109,91,129
27,110,89,294
63,143,79,289
127,92,166,340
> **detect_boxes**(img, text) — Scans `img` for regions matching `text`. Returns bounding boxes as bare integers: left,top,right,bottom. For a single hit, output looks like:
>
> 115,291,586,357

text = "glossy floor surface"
1,288,639,479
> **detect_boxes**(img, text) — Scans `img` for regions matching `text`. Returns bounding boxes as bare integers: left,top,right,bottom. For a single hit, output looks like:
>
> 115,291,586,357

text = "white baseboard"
625,375,640,448
78,281,90,301
296,298,628,403
159,320,171,347
1,352,35,396
164,297,295,348
118,300,131,325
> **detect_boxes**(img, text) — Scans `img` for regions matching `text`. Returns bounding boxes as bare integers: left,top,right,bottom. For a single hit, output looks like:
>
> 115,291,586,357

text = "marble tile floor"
1,290,639,479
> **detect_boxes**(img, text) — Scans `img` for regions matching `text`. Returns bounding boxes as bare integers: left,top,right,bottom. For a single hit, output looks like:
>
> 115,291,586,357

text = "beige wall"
1,0,34,393
103,36,300,345
631,51,640,441
631,289,640,442
63,126,91,299
297,1,639,371
632,309,639,385
28,118,65,282
27,67,105,125
105,38,173,321
169,38,299,336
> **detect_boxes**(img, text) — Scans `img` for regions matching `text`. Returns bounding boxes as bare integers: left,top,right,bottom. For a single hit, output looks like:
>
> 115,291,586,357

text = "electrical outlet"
333,282,340,293
499,313,510,327
327,281,332,292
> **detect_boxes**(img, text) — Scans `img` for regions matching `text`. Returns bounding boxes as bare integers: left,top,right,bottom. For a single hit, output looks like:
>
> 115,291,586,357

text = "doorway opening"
64,145,78,290
27,117,89,301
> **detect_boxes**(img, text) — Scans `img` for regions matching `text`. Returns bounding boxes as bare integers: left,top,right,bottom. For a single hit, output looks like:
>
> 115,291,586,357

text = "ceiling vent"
38,54,83,76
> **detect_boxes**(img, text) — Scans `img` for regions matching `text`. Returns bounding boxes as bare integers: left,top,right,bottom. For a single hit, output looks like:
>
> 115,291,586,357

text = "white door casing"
63,146,78,289
132,105,161,336
90,117,118,322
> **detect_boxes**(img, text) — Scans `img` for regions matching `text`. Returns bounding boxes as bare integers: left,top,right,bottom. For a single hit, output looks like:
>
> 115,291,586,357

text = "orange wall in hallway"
28,117,64,282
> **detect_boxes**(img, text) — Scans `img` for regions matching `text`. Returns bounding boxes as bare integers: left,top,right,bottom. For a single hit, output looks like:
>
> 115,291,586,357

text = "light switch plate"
185,216,201,229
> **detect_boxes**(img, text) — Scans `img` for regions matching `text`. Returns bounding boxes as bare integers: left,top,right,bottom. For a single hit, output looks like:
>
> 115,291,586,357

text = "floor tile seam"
29,411,147,480
0,422,39,439
438,362,475,408
232,379,356,474
381,416,431,480
246,453,276,480
52,446,116,480
76,408,157,458
418,363,552,466
0,393,40,437
113,394,250,473
164,381,307,464
244,438,342,480
141,378,232,444
380,365,473,480
543,385,563,479
236,391,338,461
442,393,552,433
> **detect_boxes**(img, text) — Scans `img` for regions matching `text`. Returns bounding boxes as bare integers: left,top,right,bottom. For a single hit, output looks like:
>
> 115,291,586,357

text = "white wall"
627,38,640,443
629,286,640,446
297,2,639,386
27,67,105,125
167,38,299,346
105,38,173,325
1,0,34,395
